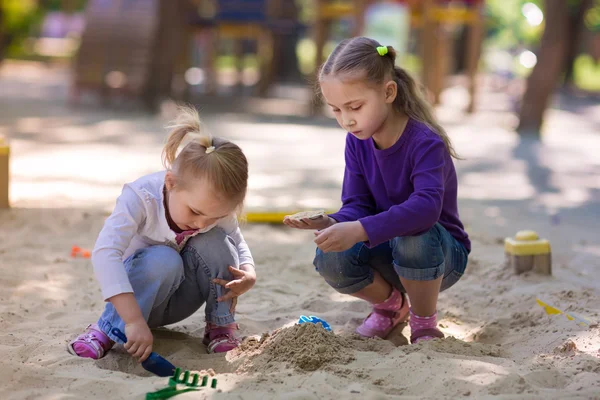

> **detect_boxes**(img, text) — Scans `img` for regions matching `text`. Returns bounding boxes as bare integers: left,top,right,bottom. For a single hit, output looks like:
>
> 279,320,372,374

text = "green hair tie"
376,46,388,56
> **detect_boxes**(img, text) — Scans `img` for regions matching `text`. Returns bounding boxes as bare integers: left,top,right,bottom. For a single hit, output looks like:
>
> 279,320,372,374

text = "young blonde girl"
284,37,470,343
68,106,256,361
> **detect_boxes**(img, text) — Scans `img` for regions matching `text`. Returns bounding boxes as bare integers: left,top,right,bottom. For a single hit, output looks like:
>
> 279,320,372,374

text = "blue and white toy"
298,315,332,331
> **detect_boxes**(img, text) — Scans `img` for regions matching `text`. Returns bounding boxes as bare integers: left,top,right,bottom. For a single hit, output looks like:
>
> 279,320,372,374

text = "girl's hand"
213,265,256,313
314,221,368,253
283,214,336,230
124,318,154,362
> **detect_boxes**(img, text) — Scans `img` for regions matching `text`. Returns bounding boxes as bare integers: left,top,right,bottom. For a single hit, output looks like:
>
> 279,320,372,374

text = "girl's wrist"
240,264,256,278
352,221,368,242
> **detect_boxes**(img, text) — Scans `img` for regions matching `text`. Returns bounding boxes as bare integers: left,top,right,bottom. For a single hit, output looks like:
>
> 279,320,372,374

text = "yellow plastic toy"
504,230,551,275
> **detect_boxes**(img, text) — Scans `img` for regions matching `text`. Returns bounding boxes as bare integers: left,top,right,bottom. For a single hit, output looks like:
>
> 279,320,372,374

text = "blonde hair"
319,37,460,159
162,105,248,209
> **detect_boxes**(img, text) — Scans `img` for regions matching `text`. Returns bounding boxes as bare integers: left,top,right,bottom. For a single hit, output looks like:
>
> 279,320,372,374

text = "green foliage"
574,54,600,91
484,0,544,49
1,0,87,58
486,0,600,49
2,0,39,35
1,0,43,57
584,0,600,32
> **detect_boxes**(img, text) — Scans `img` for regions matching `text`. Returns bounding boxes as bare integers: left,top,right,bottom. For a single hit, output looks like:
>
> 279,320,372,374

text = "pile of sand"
234,323,356,372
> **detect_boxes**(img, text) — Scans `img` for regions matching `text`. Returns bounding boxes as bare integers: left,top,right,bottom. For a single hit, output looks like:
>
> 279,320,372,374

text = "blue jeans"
313,223,468,294
97,228,238,343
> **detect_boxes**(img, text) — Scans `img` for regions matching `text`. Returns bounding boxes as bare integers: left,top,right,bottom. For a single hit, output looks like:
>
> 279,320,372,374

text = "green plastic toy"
145,386,200,400
145,367,217,400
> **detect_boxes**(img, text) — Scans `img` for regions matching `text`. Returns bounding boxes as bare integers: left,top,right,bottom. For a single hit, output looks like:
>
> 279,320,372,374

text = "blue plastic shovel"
111,328,176,377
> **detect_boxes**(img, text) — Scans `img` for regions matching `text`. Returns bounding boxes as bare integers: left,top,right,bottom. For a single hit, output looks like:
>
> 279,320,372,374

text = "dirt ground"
0,61,599,399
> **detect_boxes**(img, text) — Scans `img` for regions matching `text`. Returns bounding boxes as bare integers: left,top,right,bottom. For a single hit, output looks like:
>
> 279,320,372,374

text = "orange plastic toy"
71,245,91,258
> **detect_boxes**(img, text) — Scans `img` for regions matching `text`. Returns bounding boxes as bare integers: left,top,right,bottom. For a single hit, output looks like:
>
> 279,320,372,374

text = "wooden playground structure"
311,0,485,112
71,0,485,112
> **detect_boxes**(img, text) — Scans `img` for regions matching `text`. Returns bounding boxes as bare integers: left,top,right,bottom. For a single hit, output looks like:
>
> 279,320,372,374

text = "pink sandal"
356,291,410,339
410,328,444,343
203,323,240,353
67,324,114,359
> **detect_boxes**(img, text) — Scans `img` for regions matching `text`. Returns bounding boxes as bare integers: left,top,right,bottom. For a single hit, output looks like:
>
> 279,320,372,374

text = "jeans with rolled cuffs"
313,223,468,295
97,227,238,343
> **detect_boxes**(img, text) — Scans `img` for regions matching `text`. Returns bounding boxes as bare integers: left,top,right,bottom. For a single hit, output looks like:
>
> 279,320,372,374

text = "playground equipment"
71,0,185,109
310,0,485,113
71,0,485,112
415,0,485,112
184,0,275,96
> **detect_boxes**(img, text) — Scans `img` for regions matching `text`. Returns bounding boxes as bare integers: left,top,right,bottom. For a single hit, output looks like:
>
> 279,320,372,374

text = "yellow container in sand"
504,230,551,275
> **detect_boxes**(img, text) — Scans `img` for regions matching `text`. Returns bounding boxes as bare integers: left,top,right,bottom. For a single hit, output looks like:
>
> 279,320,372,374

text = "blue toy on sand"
298,315,332,331
111,328,176,377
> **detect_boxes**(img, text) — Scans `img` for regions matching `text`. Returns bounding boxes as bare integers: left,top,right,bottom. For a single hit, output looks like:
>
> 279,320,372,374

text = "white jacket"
92,171,254,300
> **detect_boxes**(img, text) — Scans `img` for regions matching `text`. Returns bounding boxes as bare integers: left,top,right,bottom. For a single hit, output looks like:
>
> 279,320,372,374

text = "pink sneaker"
67,324,114,359
356,291,409,339
203,323,240,353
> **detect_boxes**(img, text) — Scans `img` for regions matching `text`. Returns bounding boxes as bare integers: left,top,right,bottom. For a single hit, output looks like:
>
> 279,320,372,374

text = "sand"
1,60,599,399
0,208,599,400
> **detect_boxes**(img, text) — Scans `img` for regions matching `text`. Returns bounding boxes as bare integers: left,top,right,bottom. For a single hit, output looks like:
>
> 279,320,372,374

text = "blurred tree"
563,0,594,85
517,0,594,136
270,0,303,83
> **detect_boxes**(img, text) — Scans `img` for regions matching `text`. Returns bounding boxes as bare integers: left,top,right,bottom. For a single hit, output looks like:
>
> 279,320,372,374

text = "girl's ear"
384,80,397,104
165,171,177,191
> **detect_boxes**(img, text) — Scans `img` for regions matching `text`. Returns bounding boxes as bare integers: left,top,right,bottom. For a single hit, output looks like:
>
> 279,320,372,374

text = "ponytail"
162,106,212,169
392,67,461,159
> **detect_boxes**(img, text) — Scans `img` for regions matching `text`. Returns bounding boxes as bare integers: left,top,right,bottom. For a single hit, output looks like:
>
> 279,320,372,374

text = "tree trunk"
517,0,571,136
563,0,592,86
270,1,302,83
144,0,188,111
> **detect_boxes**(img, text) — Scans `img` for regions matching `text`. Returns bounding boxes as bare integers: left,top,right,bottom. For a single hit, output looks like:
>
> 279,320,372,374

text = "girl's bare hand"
124,318,154,362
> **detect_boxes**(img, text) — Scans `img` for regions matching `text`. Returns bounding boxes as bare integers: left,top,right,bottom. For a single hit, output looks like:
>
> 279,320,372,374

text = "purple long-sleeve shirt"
329,119,471,252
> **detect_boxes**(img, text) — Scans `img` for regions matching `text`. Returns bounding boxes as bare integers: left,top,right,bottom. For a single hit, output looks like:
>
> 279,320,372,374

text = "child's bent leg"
313,243,409,339
392,223,468,343
69,245,184,358
163,228,239,353
98,246,184,342
165,228,239,326
314,242,385,297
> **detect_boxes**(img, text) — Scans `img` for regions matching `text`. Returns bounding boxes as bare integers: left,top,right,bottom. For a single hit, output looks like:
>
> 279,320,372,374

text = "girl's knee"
392,225,444,271
313,248,346,279
186,228,235,256
131,245,183,282
313,245,375,293
313,248,334,276
313,245,362,281
183,228,238,275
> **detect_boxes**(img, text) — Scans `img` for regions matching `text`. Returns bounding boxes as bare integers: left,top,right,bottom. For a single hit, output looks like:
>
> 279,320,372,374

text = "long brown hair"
162,105,248,209
319,37,459,159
